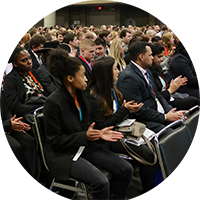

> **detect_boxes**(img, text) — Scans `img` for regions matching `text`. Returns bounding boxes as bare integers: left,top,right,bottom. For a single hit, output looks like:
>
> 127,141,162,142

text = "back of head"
94,38,106,48
149,42,164,56
119,29,131,38
129,41,149,62
29,28,39,37
80,39,95,50
48,48,81,83
85,32,96,40
99,30,110,39
152,36,162,43
63,33,76,44
29,34,46,49
109,38,124,59
89,56,115,90
162,32,172,49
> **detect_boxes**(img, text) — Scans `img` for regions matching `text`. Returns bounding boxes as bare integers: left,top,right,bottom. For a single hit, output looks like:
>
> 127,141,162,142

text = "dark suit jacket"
28,48,41,70
148,67,171,102
37,63,61,96
3,67,45,117
168,54,199,98
90,88,130,130
1,90,12,132
117,61,173,132
78,56,92,82
43,85,101,181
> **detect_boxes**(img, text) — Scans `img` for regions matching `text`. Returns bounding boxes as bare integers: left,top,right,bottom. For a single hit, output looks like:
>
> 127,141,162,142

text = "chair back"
184,105,199,138
155,120,192,179
33,107,49,170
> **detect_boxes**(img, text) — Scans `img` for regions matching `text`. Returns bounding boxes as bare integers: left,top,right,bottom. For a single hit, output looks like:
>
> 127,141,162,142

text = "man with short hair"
62,33,79,56
120,29,132,54
78,39,96,82
117,41,186,134
28,34,46,70
94,38,107,58
99,30,111,54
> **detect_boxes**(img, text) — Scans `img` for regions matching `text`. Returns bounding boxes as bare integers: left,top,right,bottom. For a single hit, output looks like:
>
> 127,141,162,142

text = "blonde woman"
162,32,175,57
110,31,119,43
109,38,126,72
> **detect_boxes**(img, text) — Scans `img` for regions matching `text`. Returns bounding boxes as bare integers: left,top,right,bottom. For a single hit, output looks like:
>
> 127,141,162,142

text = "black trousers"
70,148,133,200
109,140,159,193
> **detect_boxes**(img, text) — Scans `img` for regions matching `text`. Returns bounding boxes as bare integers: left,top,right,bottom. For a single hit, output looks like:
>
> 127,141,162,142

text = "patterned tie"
145,71,155,96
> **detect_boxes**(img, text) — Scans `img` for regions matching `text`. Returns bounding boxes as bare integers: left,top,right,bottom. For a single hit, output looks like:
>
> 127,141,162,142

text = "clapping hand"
86,122,124,142
11,115,31,133
123,100,144,113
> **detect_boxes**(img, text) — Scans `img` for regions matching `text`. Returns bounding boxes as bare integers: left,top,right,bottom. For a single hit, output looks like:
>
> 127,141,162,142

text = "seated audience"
1,90,41,181
88,56,158,192
120,29,132,54
94,37,107,58
27,34,47,70
78,39,96,82
62,33,79,56
36,41,61,96
117,41,186,134
99,30,111,54
3,46,46,125
168,41,199,98
149,42,199,110
109,38,127,73
43,48,133,200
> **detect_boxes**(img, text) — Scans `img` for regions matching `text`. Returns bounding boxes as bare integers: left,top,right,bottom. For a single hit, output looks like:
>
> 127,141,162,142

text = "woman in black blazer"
44,48,133,200
3,46,46,120
149,42,199,110
88,56,157,193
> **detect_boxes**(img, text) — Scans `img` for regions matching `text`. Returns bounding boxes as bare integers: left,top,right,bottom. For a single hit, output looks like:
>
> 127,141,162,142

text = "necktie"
145,71,155,96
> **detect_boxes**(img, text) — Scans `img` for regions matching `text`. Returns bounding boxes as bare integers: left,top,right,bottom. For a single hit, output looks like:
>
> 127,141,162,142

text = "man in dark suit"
117,41,186,134
27,34,46,70
36,41,61,96
78,39,95,82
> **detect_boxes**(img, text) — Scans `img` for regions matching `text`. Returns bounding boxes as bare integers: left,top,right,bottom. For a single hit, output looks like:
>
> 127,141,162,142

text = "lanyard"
79,55,93,70
159,75,169,89
74,92,82,121
112,88,118,113
20,71,44,92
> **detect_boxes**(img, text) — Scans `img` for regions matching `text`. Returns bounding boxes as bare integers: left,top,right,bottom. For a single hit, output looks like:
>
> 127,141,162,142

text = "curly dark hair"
48,48,82,83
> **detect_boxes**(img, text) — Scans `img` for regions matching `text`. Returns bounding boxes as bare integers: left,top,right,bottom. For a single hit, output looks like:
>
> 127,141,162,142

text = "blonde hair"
80,39,95,50
109,38,126,71
162,32,173,50
110,31,118,41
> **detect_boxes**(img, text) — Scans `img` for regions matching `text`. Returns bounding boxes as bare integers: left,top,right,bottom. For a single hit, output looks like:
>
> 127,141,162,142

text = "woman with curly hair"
43,48,133,199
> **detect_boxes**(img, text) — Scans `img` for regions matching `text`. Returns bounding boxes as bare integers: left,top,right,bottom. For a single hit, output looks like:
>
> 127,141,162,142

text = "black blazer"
3,67,45,117
37,63,61,96
28,48,41,70
148,67,171,102
78,56,92,82
90,89,130,130
0,87,12,132
168,54,199,98
117,62,173,132
43,85,101,181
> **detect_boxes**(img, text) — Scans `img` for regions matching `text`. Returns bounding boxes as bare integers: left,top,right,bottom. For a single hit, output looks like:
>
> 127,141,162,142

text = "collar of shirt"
32,50,42,64
131,61,149,84
80,55,92,70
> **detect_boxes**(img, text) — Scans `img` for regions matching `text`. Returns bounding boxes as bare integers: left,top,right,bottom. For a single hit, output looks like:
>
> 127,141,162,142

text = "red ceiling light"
98,6,102,10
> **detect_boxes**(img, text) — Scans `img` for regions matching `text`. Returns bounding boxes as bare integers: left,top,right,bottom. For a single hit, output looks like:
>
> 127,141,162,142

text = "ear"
138,53,144,62
81,48,85,55
13,62,17,67
66,75,74,83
